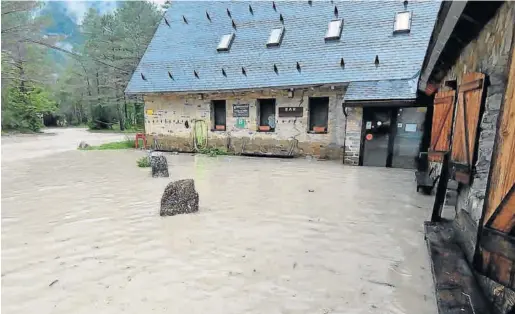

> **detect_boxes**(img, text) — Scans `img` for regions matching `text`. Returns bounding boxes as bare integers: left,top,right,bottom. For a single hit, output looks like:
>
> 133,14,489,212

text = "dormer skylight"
325,19,343,40
267,27,284,47
217,33,235,51
394,11,411,33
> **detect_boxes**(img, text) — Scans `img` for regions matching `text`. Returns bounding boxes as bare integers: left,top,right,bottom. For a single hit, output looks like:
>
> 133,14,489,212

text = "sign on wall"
236,118,246,128
233,104,249,117
278,107,303,117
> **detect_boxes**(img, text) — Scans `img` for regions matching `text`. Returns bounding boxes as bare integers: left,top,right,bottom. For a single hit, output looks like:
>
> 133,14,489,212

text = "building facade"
421,1,515,313
126,1,441,168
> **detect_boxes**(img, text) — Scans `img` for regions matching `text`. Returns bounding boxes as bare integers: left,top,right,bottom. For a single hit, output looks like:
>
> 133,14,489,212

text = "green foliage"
198,147,229,157
136,156,151,167
2,86,57,132
68,1,161,131
79,137,135,150
1,1,161,132
1,1,60,132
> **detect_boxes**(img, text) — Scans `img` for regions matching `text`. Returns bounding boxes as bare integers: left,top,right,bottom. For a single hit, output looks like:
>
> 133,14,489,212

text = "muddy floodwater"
2,129,437,314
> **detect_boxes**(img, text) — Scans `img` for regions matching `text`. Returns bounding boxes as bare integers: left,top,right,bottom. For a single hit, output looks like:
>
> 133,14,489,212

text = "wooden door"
429,90,456,162
450,73,486,184
474,47,515,289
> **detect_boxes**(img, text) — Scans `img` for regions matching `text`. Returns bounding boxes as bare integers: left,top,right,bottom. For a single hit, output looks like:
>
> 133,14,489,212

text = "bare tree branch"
22,39,131,74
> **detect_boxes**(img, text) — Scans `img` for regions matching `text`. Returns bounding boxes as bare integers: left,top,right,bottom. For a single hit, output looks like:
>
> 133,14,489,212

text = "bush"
2,86,57,132
198,147,228,157
136,156,151,167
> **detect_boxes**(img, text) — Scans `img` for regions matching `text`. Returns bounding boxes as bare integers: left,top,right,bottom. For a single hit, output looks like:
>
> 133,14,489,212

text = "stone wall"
433,3,515,313
436,0,514,249
142,87,347,159
343,107,363,165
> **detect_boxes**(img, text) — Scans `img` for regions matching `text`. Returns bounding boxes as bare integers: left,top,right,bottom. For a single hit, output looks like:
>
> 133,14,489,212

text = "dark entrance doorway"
360,106,426,168
361,107,394,167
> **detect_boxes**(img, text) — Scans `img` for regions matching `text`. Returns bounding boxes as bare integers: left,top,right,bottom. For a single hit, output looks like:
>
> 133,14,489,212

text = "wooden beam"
480,227,515,260
483,43,515,224
432,152,450,222
488,184,515,233
476,249,515,289
459,78,484,92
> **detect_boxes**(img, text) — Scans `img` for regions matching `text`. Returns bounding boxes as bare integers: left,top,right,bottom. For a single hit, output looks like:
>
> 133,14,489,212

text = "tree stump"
160,179,199,216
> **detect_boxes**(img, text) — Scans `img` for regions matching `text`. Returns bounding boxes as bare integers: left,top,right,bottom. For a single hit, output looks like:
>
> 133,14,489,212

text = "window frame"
393,11,412,34
257,99,277,132
308,97,329,133
217,33,235,52
211,100,227,131
266,27,285,47
324,19,343,41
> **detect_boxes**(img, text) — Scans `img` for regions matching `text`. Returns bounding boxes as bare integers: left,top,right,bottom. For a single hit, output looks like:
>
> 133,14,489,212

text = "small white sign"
366,121,372,129
398,123,403,128
405,123,417,132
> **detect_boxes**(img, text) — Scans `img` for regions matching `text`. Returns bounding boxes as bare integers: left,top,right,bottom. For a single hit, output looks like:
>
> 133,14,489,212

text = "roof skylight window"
217,33,235,52
267,27,284,47
394,11,411,33
325,19,343,40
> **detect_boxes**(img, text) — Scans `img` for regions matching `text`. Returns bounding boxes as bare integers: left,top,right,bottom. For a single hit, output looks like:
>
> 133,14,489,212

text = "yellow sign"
146,109,154,115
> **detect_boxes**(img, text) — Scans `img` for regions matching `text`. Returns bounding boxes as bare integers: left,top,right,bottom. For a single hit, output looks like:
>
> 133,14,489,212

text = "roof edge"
125,82,351,96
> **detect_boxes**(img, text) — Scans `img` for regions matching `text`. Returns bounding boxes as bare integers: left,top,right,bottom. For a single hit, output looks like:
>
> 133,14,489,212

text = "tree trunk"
124,95,128,122
117,102,124,131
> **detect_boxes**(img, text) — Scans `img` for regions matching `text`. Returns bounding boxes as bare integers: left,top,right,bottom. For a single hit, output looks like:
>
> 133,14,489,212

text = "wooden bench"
415,167,440,195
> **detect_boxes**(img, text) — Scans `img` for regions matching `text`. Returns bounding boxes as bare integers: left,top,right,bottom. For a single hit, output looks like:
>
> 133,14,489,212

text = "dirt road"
1,128,130,163
1,129,437,314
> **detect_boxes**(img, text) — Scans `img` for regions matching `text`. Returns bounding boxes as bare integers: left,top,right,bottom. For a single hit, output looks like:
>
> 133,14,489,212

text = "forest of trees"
1,1,163,132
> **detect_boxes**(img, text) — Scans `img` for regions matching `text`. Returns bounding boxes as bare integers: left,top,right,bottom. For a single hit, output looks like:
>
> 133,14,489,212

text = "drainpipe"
342,101,348,164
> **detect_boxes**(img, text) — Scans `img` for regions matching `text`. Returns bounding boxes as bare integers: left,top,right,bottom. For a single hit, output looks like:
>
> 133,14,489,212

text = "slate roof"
126,0,441,99
344,74,419,102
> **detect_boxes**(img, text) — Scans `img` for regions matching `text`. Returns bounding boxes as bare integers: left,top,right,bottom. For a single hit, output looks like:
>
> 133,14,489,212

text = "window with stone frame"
308,97,329,133
257,99,276,132
211,100,226,131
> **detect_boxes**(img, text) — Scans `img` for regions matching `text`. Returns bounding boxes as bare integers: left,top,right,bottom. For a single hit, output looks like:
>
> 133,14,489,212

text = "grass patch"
79,137,135,150
87,124,143,134
137,156,151,167
198,147,228,157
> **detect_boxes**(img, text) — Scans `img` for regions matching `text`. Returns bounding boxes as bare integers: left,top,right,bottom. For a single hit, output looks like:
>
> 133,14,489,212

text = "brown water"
2,129,437,314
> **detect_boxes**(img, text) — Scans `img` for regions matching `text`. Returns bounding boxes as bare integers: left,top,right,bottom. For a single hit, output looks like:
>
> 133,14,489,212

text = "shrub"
137,156,151,167
2,86,57,132
198,147,228,157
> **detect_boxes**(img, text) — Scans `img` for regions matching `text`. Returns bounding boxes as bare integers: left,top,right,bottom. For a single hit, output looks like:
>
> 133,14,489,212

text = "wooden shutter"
474,47,515,289
450,72,486,184
429,91,456,162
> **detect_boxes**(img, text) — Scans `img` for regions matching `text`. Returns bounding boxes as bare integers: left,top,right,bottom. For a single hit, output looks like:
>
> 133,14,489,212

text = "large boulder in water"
151,154,169,178
160,179,199,216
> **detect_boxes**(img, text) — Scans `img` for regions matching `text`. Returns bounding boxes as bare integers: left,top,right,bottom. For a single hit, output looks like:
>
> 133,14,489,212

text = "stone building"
420,1,515,313
125,1,440,168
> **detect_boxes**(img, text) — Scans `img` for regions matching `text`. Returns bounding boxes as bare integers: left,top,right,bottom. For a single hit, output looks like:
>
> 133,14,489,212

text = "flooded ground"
2,129,437,314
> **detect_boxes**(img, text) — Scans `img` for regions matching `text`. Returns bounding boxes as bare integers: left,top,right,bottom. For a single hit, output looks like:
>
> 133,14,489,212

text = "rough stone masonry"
160,179,199,216
432,3,515,313
150,154,169,178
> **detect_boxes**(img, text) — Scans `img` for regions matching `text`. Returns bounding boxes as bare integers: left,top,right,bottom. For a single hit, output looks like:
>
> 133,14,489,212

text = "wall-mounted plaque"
233,104,249,117
278,107,303,117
